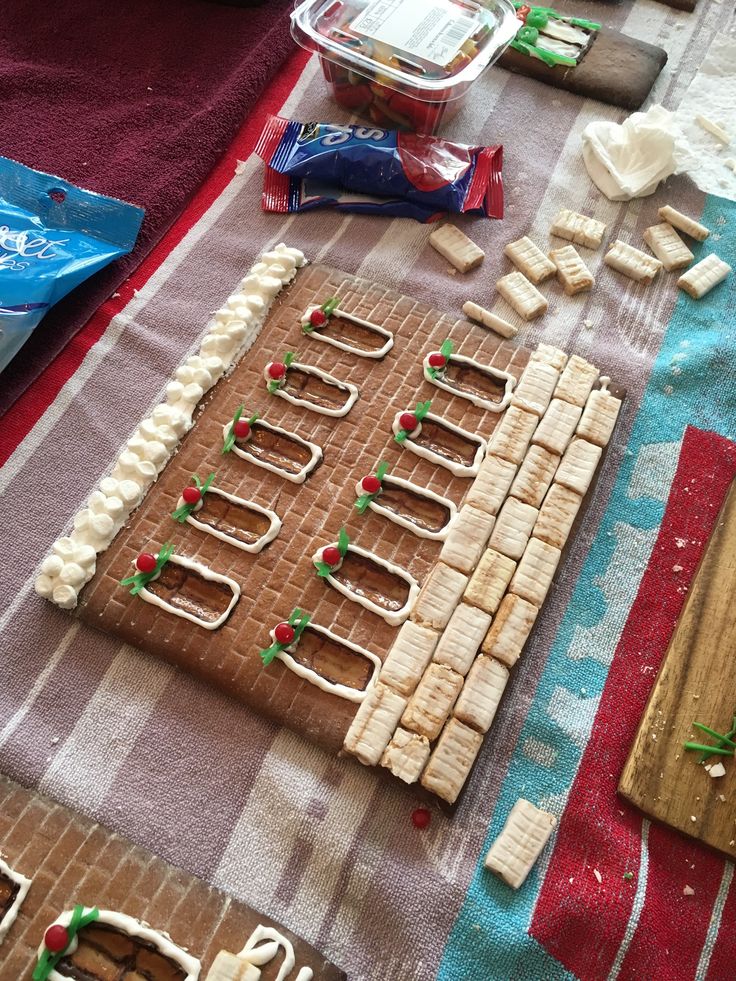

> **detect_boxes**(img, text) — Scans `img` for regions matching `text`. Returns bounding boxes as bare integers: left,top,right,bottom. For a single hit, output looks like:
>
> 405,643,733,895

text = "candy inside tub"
290,0,520,134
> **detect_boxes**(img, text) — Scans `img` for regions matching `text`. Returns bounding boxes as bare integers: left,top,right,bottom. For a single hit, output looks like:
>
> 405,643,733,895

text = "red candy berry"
428,352,446,368
361,475,381,494
44,924,70,953
182,486,201,505
274,622,295,645
411,807,431,829
310,308,327,327
268,362,286,380
135,552,157,574
233,419,251,440
322,545,341,567
399,412,418,432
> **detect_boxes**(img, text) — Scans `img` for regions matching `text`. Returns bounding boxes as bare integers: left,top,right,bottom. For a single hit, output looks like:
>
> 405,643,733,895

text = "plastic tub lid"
291,0,520,101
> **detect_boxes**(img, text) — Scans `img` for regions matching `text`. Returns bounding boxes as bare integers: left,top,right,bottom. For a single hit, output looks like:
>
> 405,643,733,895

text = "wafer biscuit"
485,798,556,889
677,254,732,299
381,728,431,784
430,224,485,273
411,562,469,631
465,548,517,614
531,399,582,455
554,354,599,408
533,482,582,550
509,445,559,508
380,620,440,696
343,682,408,766
556,438,602,496
504,236,556,284
529,344,568,372
420,718,484,803
481,592,539,667
453,656,509,733
462,301,518,339
604,240,662,284
433,603,493,676
488,406,538,464
658,205,709,242
643,223,694,272
402,663,464,740
549,245,595,295
440,505,496,575
489,497,539,561
511,361,559,417
496,271,548,321
465,454,517,516
550,209,606,250
509,537,561,606
577,387,621,448
207,952,261,981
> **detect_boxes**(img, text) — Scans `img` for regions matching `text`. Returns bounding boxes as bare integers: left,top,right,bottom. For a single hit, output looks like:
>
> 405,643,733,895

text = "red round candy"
274,622,295,645
361,475,381,494
411,807,431,829
233,419,251,439
310,308,327,327
135,552,157,574
399,412,418,432
268,362,286,380
428,352,446,368
182,486,201,505
322,545,341,567
44,924,70,953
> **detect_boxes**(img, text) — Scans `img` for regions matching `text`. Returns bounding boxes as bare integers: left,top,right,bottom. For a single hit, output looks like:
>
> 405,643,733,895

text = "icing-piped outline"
392,411,487,478
268,361,359,418
223,419,322,484
0,856,31,944
39,907,200,981
423,352,515,412
302,303,394,360
355,475,457,541
180,488,281,553
274,622,381,702
239,924,314,981
138,554,240,630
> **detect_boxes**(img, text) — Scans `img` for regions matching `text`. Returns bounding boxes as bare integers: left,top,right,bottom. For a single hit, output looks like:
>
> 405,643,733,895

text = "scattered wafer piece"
533,482,583,550
433,603,493,676
550,209,606,250
529,344,568,372
381,728,431,784
465,548,517,615
549,245,595,295
556,438,602,497
504,236,556,284
343,682,408,766
411,562,469,631
453,656,509,733
554,354,599,408
381,620,440,696
509,538,561,607
484,798,557,889
420,717,484,804
658,205,709,242
462,301,518,339
532,398,582,455
489,497,539,561
643,223,694,272
488,406,538,464
430,224,485,273
695,115,731,146
510,445,559,508
677,254,732,299
605,239,662,284
481,593,539,667
402,663,464,740
511,361,559,417
496,271,548,321
465,454,517,516
440,505,496,575
577,384,621,448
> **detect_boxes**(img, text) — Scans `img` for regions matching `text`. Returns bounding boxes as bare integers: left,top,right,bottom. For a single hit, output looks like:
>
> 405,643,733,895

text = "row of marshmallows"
34,245,306,610
344,343,621,804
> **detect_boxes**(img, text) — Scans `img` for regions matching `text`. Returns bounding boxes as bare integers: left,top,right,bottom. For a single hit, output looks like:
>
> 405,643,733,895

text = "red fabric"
531,425,736,981
0,46,310,470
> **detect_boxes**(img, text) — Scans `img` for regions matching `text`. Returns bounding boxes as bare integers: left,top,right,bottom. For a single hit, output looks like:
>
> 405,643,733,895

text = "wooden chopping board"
619,479,736,859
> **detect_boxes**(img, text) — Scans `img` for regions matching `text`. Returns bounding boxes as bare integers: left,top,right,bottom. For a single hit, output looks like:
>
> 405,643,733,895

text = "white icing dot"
35,574,54,597
226,324,247,342
203,355,224,373
90,513,115,538
135,460,158,481
175,365,193,384
73,510,91,531
214,307,232,324
52,584,78,609
182,382,204,404
104,496,125,518
53,537,76,560
250,262,268,275
41,555,64,576
227,294,243,311
73,544,97,566
260,275,282,297
142,441,167,464
165,380,184,402
244,294,266,313
234,305,253,321
88,491,107,512
59,562,87,586
239,274,260,291
99,477,119,496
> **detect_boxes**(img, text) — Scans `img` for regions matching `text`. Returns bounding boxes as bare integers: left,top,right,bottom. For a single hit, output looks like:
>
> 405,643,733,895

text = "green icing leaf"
284,351,297,367
322,296,340,316
120,543,174,596
338,527,350,556
376,461,390,481
440,338,454,359
221,404,244,454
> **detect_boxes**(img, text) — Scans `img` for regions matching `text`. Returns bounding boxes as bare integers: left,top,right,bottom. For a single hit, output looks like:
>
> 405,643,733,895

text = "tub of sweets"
290,0,519,134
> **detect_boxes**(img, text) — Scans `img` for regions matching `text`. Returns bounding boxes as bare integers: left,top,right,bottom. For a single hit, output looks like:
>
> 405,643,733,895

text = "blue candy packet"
256,116,503,223
0,157,144,375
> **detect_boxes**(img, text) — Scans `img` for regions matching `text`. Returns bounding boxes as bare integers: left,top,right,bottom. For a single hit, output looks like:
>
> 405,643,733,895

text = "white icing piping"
301,303,394,359
265,361,359,418
423,352,515,413
223,419,322,484
273,622,381,703
179,488,281,554
354,474,457,541
34,244,307,610
0,856,32,944
137,554,240,631
40,907,200,981
392,411,487,478
312,542,419,626
239,925,314,981
599,375,611,393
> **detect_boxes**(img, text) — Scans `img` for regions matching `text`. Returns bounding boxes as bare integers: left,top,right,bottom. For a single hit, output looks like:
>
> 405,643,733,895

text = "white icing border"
302,303,394,359
312,542,419,626
272,622,381,703
137,554,240,630
179,488,281,554
35,244,307,610
423,352,515,412
224,418,322,484
39,907,200,981
392,411,487,478
0,856,31,944
239,925,313,981
265,361,359,418
354,475,457,541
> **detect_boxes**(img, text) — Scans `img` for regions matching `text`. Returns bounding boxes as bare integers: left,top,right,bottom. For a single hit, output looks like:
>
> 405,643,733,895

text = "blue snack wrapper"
0,157,144,374
256,116,503,223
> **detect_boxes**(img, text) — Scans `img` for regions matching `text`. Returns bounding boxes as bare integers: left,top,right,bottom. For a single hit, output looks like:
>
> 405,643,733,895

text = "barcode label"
350,0,478,68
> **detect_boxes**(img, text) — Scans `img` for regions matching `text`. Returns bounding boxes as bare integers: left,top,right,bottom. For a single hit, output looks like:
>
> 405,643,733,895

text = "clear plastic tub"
291,0,519,134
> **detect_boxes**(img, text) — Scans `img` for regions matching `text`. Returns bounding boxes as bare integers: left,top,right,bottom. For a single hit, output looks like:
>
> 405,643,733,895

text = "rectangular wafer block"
380,620,440,696
550,209,606,250
642,223,694,272
488,406,538,464
605,240,662,284
677,254,732,299
576,388,621,448
453,656,509,733
504,236,556,284
465,454,517,516
420,718,484,804
533,482,583,550
489,497,539,561
411,562,469,631
531,398,582,455
556,438,602,496
496,271,548,321
381,728,431,784
433,603,493,676
509,445,559,509
549,245,595,295
440,505,496,575
509,538,561,607
658,205,709,242
481,592,539,667
401,663,464,740
484,798,557,889
430,224,485,273
511,361,560,417
343,683,408,766
465,548,517,615
554,355,599,408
